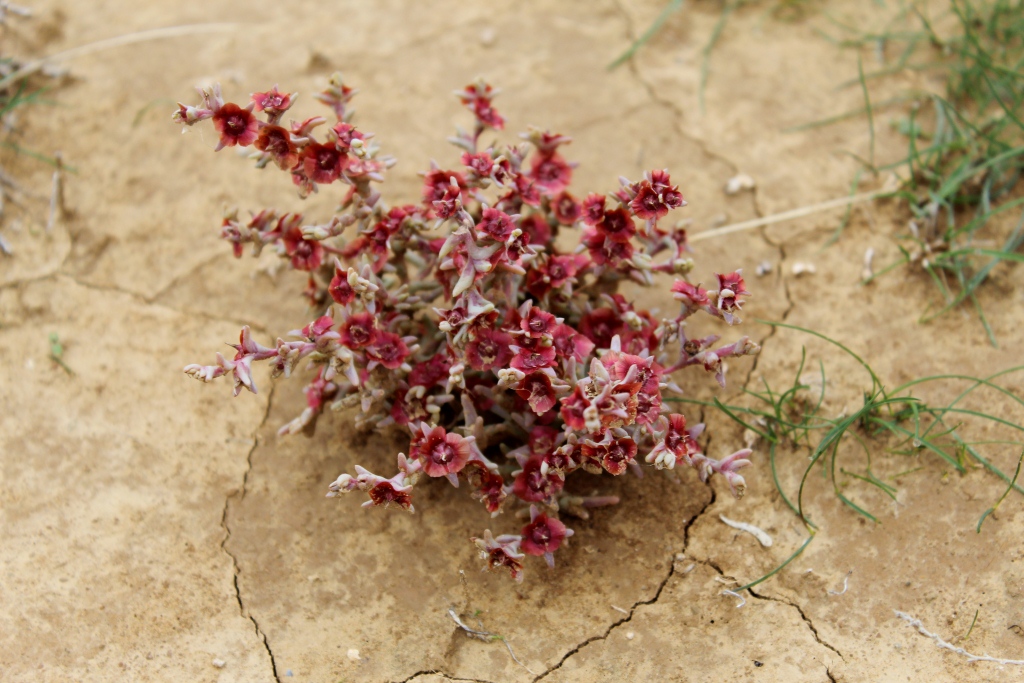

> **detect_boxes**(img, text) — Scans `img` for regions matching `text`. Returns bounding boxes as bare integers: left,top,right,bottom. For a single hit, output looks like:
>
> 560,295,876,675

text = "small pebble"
724,173,756,195
791,262,816,277
212,658,226,669
755,260,772,276
626,632,635,640
480,27,496,47
347,648,361,662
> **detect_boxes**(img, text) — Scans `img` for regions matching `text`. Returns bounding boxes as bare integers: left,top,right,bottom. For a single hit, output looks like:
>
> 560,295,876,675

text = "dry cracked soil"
2,1,1023,682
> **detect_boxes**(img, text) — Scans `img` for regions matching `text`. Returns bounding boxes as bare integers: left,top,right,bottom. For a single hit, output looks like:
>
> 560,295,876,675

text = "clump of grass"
669,321,1024,590
811,1,1024,344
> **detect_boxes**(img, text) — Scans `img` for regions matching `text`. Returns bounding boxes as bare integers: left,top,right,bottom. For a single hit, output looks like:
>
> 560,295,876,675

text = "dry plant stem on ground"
175,75,760,580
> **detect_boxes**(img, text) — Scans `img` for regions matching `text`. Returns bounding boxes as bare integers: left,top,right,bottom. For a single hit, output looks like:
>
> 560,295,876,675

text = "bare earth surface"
2,1,1023,682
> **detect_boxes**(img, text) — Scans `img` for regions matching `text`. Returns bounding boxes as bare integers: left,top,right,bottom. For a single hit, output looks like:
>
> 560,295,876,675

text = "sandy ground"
2,1,1023,681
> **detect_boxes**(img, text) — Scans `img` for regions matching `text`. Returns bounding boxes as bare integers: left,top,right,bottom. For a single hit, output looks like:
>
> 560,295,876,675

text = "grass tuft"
669,321,1024,589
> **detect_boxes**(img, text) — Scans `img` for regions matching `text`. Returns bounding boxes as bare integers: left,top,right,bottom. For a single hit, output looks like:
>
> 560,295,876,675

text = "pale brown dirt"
2,1,1023,682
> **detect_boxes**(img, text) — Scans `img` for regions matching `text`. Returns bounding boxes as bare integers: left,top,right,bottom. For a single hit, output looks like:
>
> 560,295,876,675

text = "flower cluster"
177,75,758,581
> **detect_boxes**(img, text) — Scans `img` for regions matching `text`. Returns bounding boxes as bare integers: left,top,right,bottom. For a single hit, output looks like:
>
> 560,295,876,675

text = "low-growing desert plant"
175,75,759,580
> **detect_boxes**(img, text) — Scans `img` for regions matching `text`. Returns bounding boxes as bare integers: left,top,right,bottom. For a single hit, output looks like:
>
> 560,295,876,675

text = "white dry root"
719,514,773,547
721,589,746,608
894,611,1024,666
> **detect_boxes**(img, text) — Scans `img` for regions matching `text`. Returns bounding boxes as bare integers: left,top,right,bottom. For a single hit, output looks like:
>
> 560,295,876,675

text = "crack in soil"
610,1,742,180
748,588,845,663
531,488,718,681
397,670,496,683
219,385,280,683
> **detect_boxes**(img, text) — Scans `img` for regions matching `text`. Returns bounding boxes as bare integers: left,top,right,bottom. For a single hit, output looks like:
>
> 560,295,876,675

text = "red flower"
597,208,636,243
255,125,298,170
331,122,364,152
512,456,564,502
408,353,452,387
559,386,590,431
552,324,595,363
328,265,355,305
510,344,556,373
579,308,624,350
415,426,471,477
390,386,429,426
462,151,495,178
663,414,700,462
457,81,505,130
634,390,662,426
581,193,606,226
464,461,507,513
518,213,552,246
515,372,559,414
529,152,572,194
433,180,463,220
629,173,685,220
715,271,749,312
521,513,568,556
282,222,323,271
552,191,581,225
476,207,516,242
302,142,346,184
367,481,414,511
212,102,258,149
520,305,557,338
583,229,634,266
365,331,410,370
423,168,466,203
251,86,294,116
671,280,710,310
472,531,524,582
465,328,513,371
340,312,378,348
583,436,637,475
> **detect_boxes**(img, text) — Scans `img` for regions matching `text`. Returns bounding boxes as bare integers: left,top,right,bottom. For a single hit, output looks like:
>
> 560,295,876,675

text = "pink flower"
414,425,471,477
551,324,595,363
583,435,638,476
251,86,294,117
520,304,557,338
476,207,516,242
457,81,505,130
521,512,570,563
423,168,466,203
512,456,564,502
552,191,581,225
212,102,258,149
510,343,556,372
515,372,559,414
465,328,513,371
529,152,572,194
462,151,495,179
559,387,590,431
671,280,711,312
581,193,606,226
365,331,409,370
